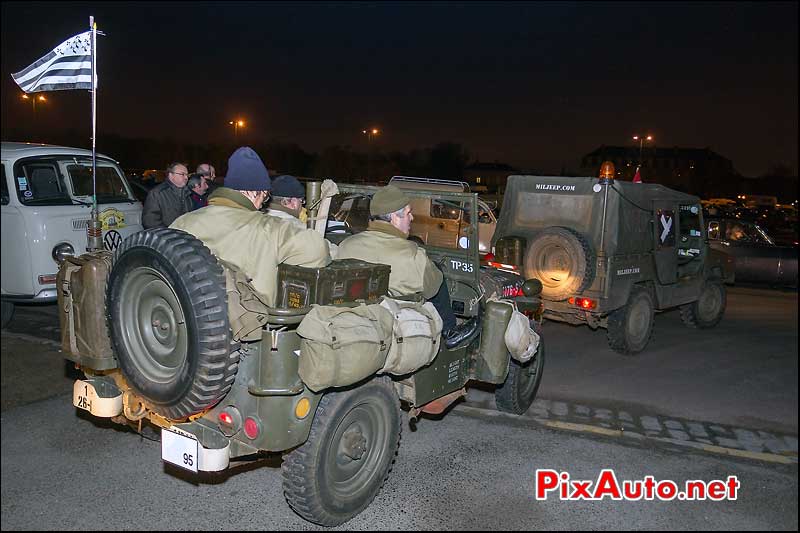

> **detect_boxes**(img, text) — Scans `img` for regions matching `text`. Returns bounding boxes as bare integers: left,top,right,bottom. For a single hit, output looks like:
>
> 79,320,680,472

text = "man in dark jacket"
187,173,209,210
142,162,194,228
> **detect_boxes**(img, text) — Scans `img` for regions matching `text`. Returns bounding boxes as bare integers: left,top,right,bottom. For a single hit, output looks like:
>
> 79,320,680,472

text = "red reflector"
244,417,261,440
487,261,518,271
568,297,576,305
218,412,233,426
483,252,496,262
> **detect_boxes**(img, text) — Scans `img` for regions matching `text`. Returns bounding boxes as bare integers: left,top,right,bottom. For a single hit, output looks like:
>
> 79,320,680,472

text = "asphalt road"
0,285,797,529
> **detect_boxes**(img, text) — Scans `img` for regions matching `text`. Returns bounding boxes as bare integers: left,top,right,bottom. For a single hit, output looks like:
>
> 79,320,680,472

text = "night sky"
2,1,797,177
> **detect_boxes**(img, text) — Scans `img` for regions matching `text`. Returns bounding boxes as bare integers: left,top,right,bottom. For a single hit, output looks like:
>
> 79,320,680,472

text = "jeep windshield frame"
333,184,481,291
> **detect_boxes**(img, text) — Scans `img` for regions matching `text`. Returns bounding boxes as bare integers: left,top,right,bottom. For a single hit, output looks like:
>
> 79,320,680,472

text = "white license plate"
73,380,96,413
162,427,199,473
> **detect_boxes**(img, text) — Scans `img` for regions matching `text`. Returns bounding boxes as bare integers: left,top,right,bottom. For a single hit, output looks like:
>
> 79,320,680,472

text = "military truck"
57,182,545,527
493,172,734,355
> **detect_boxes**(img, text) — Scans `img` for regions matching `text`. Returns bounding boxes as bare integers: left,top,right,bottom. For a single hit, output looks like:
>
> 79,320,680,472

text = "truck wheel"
282,377,401,527
680,279,726,329
106,228,237,420
607,286,654,355
495,337,545,415
524,227,594,301
1,301,14,329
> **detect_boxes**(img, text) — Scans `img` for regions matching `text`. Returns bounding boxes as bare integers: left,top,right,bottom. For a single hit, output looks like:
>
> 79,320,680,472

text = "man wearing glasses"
142,162,193,229
264,174,307,230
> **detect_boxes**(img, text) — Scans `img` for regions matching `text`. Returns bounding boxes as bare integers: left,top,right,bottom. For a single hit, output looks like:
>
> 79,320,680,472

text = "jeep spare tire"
107,228,237,420
524,227,595,301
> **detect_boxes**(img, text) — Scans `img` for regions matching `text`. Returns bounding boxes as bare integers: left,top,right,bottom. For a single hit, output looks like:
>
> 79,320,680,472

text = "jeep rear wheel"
524,227,594,301
607,286,654,355
282,377,401,527
495,336,545,415
106,228,237,420
680,279,726,329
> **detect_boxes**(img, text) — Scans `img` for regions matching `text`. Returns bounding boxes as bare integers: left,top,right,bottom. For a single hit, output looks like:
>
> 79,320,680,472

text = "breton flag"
633,166,642,183
11,30,94,93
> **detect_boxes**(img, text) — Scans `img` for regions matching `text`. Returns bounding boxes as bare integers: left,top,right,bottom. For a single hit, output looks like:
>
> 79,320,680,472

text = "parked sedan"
706,218,797,287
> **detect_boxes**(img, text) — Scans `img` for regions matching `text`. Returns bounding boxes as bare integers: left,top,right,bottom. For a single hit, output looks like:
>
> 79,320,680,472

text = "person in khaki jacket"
171,146,330,306
337,185,479,349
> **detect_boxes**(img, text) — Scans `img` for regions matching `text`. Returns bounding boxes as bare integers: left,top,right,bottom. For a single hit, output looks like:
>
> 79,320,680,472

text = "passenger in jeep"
170,147,330,306
337,185,479,349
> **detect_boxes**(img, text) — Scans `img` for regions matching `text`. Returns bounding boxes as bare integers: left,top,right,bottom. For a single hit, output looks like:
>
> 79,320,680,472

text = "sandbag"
297,303,394,392
379,297,444,375
504,305,540,363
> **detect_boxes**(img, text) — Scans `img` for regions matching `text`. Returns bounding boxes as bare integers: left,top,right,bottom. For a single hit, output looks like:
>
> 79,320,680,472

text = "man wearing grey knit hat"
171,147,330,305
337,185,479,349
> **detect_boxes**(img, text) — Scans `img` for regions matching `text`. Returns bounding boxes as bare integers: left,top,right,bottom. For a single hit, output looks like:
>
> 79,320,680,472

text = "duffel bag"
379,297,444,375
297,303,394,392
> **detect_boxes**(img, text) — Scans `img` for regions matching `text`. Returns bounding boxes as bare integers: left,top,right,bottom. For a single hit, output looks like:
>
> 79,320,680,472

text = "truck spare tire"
524,226,595,301
106,228,237,420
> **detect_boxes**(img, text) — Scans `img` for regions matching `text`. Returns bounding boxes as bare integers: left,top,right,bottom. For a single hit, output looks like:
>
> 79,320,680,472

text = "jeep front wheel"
495,337,545,415
680,279,726,329
282,377,401,527
606,286,654,355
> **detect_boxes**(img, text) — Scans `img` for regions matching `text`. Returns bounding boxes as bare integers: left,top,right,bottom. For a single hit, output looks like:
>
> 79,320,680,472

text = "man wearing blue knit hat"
171,147,330,305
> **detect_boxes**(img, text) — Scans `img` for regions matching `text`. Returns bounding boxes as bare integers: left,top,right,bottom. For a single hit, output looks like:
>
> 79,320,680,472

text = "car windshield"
14,157,134,206
726,221,774,245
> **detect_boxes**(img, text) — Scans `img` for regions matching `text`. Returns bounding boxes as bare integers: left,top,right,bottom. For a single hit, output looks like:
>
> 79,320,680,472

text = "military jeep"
57,182,544,527
493,174,734,355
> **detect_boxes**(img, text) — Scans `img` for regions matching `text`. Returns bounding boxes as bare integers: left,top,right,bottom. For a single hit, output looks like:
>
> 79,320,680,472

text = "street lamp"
362,127,380,143
22,94,46,119
229,119,245,141
632,134,653,166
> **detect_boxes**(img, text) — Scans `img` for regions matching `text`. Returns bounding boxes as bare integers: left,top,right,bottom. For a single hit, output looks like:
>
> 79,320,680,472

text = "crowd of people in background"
141,162,216,229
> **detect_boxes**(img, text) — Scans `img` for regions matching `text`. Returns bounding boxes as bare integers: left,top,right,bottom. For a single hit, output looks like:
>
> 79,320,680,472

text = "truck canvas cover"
495,175,701,256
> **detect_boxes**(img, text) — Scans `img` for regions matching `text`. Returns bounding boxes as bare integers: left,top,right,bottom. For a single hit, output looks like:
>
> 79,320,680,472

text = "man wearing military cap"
264,174,307,230
337,184,478,349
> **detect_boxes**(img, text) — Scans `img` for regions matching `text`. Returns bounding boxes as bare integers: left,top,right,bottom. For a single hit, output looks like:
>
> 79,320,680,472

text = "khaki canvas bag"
379,297,444,375
297,303,394,392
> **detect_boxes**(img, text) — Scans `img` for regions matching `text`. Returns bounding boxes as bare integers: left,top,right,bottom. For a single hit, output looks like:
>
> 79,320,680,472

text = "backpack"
378,297,444,375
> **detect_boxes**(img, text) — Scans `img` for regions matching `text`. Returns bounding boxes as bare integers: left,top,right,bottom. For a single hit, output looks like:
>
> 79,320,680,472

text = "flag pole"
87,15,103,251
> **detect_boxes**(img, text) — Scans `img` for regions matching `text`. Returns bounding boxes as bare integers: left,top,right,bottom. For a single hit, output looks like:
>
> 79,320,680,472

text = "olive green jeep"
58,182,544,527
493,174,734,355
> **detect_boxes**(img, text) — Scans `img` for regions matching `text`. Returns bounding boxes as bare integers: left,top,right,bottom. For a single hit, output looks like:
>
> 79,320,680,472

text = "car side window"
430,199,460,220
708,221,720,240
0,164,8,205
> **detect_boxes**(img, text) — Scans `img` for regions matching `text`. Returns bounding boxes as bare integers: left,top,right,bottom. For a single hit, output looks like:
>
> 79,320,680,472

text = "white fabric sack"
379,297,443,375
504,308,540,363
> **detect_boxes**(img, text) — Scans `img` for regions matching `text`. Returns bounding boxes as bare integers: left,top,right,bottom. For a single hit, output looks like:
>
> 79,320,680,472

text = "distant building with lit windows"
578,145,738,196
462,161,518,194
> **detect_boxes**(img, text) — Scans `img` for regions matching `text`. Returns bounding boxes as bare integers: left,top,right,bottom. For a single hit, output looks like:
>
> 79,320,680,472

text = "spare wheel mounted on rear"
106,228,237,420
524,226,595,301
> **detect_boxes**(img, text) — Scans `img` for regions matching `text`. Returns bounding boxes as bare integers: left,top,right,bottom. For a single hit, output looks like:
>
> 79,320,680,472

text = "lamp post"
362,128,380,181
632,134,653,166
22,94,46,120
229,119,245,141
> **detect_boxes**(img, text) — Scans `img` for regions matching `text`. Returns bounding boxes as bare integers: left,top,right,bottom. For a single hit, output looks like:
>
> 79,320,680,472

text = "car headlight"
52,242,76,263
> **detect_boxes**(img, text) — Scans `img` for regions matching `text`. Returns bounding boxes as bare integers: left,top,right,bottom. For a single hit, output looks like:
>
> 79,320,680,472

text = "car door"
723,220,781,284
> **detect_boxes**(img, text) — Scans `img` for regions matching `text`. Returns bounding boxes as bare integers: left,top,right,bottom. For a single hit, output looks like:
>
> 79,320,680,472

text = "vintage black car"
706,218,798,287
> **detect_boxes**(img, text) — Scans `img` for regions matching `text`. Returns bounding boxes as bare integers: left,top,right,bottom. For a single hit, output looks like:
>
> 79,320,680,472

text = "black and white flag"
11,30,94,93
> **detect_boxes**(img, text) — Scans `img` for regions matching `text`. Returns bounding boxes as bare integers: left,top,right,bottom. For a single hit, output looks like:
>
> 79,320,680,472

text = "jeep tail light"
569,297,597,310
217,406,242,437
483,252,496,262
244,417,261,440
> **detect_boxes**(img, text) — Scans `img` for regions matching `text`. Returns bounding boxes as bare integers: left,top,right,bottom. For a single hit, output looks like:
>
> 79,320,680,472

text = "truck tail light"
569,296,597,310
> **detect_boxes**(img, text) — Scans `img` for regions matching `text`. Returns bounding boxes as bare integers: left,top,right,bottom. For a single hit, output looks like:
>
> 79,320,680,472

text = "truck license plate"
162,427,199,473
